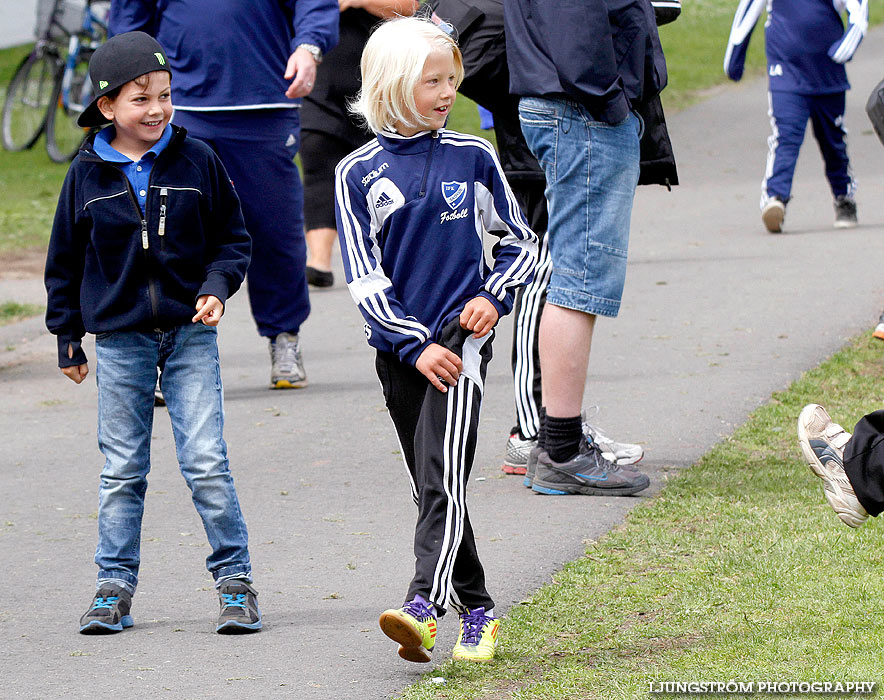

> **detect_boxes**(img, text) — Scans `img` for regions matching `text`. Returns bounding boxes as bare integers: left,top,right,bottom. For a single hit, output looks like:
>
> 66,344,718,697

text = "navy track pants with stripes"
375,320,494,615
763,90,854,205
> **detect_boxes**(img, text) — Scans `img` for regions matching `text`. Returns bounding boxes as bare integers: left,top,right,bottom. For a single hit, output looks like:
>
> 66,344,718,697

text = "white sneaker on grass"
797,404,868,528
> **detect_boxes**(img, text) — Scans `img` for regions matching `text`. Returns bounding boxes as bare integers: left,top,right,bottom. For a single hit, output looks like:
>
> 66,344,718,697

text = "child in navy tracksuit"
44,33,260,635
334,17,537,663
725,0,868,232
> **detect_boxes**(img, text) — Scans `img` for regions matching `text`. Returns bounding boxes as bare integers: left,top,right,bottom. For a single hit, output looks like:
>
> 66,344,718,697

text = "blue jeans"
518,97,641,317
94,324,251,593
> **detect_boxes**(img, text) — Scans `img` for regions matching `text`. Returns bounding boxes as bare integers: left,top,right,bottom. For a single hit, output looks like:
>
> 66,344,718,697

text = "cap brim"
76,99,110,128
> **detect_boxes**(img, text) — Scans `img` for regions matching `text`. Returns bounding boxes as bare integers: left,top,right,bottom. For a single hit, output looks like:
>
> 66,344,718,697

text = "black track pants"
844,409,884,517
375,320,494,615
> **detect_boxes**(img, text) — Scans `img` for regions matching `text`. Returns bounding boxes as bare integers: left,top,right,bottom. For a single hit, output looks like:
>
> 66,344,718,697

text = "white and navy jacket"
335,128,538,366
724,0,868,94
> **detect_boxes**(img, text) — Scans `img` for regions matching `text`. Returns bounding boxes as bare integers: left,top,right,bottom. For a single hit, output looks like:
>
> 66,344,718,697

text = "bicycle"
1,0,108,163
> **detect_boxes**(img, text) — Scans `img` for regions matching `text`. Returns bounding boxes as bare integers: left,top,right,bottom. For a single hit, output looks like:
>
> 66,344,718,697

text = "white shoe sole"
761,200,785,233
797,404,867,528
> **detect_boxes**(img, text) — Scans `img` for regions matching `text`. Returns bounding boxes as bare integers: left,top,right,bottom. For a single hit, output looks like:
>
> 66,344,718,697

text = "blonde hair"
351,16,464,135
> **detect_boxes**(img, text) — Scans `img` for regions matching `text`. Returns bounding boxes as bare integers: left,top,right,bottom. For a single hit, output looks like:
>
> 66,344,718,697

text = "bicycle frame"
59,3,107,115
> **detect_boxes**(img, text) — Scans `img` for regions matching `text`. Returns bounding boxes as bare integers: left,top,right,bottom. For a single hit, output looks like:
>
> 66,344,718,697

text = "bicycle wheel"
45,49,94,163
1,50,58,151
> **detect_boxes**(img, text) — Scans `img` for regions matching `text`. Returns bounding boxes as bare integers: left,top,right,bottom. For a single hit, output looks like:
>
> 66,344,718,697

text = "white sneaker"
502,433,536,475
582,407,644,466
797,404,867,528
270,332,307,389
761,197,786,233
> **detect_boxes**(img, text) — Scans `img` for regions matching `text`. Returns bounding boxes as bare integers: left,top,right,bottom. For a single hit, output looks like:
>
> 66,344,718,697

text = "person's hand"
338,0,360,10
459,296,498,338
193,295,224,326
61,363,88,384
284,48,319,99
416,343,462,393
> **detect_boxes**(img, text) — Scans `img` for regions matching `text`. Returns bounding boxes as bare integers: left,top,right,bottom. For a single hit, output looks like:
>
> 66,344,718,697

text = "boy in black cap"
45,31,260,634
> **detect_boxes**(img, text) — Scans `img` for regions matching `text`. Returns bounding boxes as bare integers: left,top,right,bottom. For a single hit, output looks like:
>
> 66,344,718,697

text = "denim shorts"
519,97,641,317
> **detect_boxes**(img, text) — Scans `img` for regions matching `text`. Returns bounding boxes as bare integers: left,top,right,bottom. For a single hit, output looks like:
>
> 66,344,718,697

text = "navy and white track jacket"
335,129,538,367
45,126,251,368
724,0,868,94
109,0,339,110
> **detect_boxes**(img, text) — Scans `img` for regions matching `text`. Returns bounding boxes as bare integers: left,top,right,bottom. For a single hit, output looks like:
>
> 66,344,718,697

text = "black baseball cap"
77,31,172,128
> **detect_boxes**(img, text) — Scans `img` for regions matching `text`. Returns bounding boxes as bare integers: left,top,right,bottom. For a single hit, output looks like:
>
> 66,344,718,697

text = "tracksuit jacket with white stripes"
335,128,538,368
724,0,868,93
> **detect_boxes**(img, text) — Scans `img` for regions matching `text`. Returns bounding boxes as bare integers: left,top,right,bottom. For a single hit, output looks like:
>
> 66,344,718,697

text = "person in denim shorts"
503,0,666,496
45,32,261,634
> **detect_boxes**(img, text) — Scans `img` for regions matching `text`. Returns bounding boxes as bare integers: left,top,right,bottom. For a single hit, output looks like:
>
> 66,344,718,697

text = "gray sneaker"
269,332,307,389
833,196,857,229
532,439,650,496
216,579,262,633
524,434,641,490
523,445,543,489
79,584,134,634
797,404,867,528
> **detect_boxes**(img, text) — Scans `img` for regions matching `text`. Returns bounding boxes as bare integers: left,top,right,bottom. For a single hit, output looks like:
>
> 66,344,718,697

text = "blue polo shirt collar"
93,124,173,213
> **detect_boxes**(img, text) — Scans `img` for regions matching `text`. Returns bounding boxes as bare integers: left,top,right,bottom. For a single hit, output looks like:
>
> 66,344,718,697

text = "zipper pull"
141,219,149,249
158,188,168,237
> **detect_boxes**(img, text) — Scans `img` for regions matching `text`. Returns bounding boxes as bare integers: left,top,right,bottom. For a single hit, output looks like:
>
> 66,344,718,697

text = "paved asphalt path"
1,26,883,700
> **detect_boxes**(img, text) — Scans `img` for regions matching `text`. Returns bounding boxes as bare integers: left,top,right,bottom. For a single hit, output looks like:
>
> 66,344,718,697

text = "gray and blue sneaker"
79,584,133,634
523,445,543,489
532,439,650,496
216,580,262,633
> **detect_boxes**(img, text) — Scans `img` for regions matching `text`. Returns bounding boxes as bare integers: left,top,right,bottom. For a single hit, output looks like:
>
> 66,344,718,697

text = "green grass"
0,45,70,254
399,333,884,699
0,301,43,326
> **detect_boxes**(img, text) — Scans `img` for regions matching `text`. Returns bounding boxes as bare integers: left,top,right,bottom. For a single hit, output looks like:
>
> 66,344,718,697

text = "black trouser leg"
374,322,494,614
843,409,884,516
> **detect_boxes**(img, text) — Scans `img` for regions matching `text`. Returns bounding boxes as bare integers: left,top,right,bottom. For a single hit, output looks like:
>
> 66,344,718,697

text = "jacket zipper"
418,130,440,198
158,188,167,237
121,171,160,322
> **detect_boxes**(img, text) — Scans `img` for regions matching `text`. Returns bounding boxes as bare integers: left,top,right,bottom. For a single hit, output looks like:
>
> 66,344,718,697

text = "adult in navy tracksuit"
109,0,339,388
725,0,868,233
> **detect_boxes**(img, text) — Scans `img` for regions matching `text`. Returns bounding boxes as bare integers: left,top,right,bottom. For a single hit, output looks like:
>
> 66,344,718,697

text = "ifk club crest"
441,181,467,210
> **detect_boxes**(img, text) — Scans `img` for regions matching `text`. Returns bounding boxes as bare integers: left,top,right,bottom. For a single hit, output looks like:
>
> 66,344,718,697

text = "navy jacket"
109,0,339,110
504,0,666,124
45,125,251,368
335,129,537,367
724,0,867,95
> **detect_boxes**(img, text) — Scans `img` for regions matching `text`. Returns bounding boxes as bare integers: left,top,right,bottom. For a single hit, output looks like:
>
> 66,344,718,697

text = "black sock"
545,414,582,463
537,407,547,450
